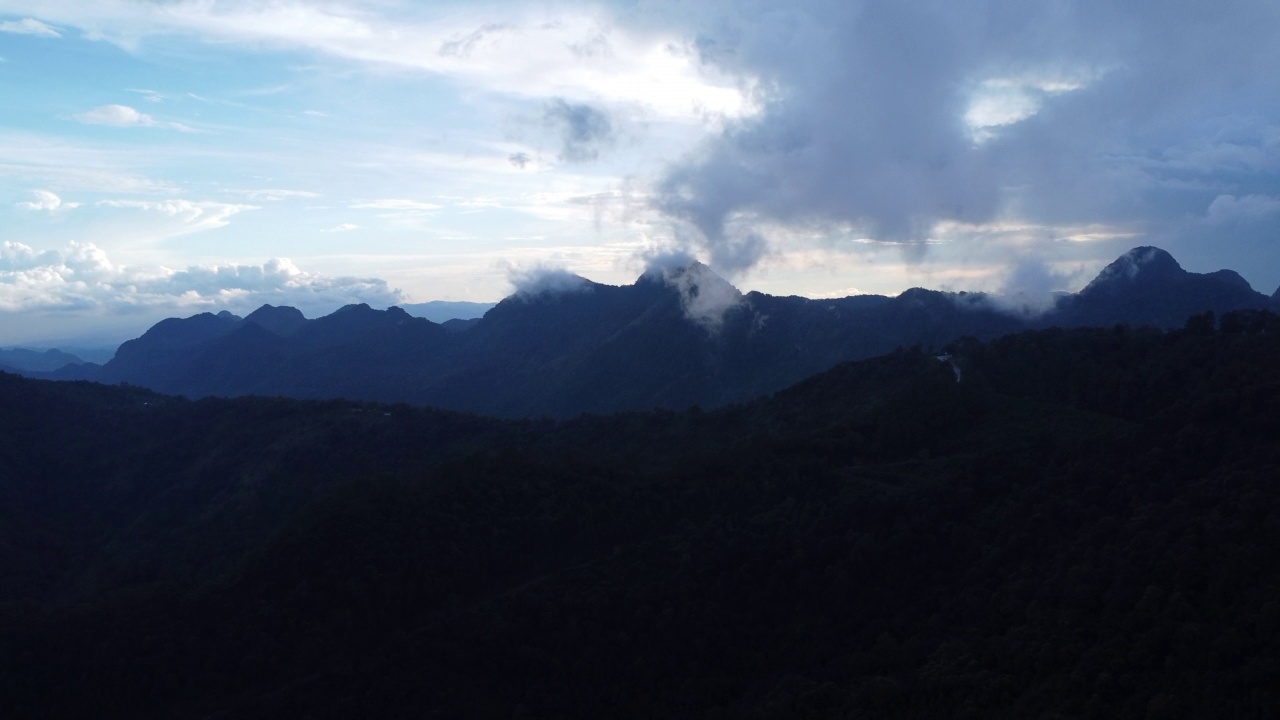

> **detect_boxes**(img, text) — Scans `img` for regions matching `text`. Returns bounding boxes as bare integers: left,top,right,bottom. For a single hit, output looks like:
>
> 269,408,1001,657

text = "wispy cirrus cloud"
0,17,60,37
15,189,80,212
350,198,441,212
75,104,193,131
95,199,258,235
0,132,179,193
231,188,320,202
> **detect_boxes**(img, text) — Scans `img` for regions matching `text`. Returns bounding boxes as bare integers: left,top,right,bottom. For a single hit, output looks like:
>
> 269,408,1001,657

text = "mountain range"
32,246,1280,417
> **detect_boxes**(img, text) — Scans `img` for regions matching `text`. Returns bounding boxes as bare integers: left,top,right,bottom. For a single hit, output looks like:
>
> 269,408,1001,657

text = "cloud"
643,250,743,330
96,199,258,235
506,263,592,299
544,99,614,163
0,18,60,37
0,241,404,315
9,3,750,121
986,257,1081,317
15,190,80,212
0,133,180,193
126,88,165,103
321,223,358,233
350,198,442,212
75,104,192,131
642,0,1280,275
508,152,531,168
1205,194,1280,224
233,188,321,202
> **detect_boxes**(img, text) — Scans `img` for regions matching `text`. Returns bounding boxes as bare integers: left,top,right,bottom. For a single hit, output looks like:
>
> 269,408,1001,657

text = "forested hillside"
3,310,1279,718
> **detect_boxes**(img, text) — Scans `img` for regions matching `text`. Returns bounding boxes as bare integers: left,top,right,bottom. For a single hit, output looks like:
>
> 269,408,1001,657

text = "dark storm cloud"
544,98,614,163
633,0,1280,284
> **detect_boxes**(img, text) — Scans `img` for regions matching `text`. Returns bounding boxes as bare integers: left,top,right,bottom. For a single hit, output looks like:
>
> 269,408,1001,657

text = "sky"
2,0,1279,346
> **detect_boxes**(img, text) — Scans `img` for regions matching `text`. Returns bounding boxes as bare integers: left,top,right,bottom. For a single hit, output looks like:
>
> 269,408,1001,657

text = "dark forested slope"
3,309,1280,718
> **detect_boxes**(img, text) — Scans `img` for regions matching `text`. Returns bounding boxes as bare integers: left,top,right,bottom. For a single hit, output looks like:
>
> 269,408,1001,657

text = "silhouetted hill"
80,247,1276,416
0,347,84,372
3,312,1280,717
1050,246,1272,327
400,299,497,323
243,303,307,336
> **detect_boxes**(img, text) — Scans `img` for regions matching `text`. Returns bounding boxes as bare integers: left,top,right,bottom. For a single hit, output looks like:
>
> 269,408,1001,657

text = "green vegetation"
2,310,1279,718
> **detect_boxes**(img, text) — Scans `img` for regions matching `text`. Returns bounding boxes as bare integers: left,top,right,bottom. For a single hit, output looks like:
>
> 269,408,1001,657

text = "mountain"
243,303,307,336
4,316,1280,717
1050,246,1273,327
399,299,497,323
76,247,1276,417
0,346,84,372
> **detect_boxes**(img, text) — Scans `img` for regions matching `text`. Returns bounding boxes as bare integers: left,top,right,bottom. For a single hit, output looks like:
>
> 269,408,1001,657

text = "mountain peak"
510,269,594,301
244,304,307,336
334,303,374,314
1205,269,1252,292
637,260,743,330
1081,246,1184,294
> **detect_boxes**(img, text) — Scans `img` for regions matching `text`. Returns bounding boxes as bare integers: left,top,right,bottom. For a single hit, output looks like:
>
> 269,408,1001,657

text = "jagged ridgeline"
3,313,1280,718
35,246,1280,417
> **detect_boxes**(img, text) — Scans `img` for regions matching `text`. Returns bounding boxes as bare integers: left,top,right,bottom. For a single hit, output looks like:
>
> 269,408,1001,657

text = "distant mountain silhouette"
0,347,84,373
1049,246,1273,327
399,300,497,323
78,247,1276,416
243,304,307,336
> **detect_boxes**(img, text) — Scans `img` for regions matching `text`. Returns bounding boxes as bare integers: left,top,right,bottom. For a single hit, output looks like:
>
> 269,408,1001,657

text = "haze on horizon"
2,0,1279,346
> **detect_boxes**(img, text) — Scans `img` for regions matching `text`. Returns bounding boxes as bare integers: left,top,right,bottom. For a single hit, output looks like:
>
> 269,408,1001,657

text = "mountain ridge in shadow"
72,246,1278,416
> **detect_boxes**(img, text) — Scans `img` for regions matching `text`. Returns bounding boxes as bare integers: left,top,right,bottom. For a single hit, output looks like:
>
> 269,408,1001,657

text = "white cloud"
350,198,442,212
75,104,192,131
233,188,321,202
0,240,404,315
126,88,165,103
321,223,358,233
963,70,1103,143
644,253,744,331
3,3,751,122
15,189,80,212
96,199,258,235
506,263,592,299
0,17,60,37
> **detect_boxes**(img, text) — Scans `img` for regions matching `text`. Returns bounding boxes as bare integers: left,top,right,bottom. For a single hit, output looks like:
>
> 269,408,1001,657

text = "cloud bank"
0,241,403,318
641,0,1280,276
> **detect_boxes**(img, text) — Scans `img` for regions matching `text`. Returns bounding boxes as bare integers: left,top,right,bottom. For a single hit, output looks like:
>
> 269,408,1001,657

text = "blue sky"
3,1,1280,346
